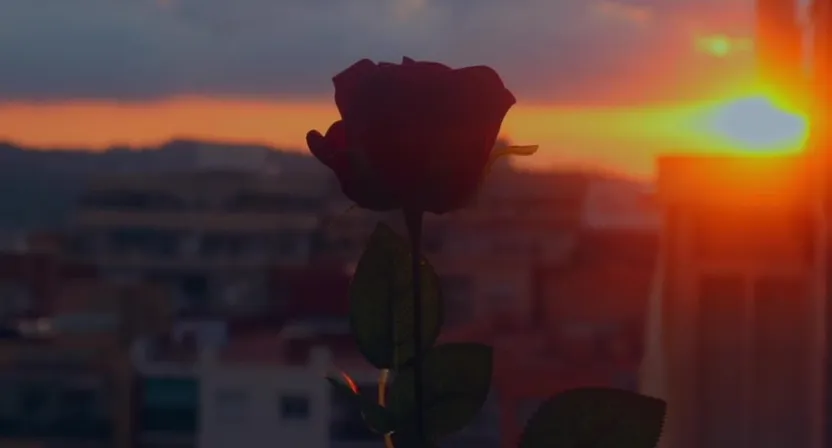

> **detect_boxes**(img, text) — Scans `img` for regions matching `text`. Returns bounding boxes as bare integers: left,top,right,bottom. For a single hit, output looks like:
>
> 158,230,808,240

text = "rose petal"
325,58,519,214
333,59,378,119
453,66,516,111
307,120,400,212
306,121,349,173
408,59,453,73
483,144,539,176
306,130,329,163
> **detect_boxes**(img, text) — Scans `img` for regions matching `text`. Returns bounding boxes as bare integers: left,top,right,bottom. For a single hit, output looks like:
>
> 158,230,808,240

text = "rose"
306,57,518,214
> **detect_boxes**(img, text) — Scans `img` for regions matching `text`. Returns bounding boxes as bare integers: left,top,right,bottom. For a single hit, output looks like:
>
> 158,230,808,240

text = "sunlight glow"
0,90,809,177
701,96,808,154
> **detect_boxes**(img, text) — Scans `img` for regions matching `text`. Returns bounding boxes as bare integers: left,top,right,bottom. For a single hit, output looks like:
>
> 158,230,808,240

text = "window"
696,274,746,448
57,388,98,419
140,377,198,433
330,383,378,441
214,389,248,422
53,387,109,437
0,377,16,420
180,275,209,303
53,312,119,333
750,276,810,448
279,394,310,420
143,377,199,408
225,192,319,213
18,384,50,419
80,190,184,211
274,232,299,257
692,208,812,263
0,283,31,318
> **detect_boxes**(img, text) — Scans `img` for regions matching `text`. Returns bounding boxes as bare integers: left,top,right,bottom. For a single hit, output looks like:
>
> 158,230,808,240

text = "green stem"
403,209,425,446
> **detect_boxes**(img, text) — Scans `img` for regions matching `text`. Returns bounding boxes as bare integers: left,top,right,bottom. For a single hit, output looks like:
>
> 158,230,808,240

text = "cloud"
593,0,653,25
0,0,756,104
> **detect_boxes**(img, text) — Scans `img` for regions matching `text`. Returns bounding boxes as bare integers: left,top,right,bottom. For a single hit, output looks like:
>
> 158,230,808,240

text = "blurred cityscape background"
0,0,830,447
0,138,659,448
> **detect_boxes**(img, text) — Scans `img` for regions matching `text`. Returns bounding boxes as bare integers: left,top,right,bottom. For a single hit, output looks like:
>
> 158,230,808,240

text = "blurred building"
0,337,132,448
0,252,97,321
0,278,172,448
807,1,832,447
314,168,605,331
65,169,330,316
581,177,658,231
133,314,384,448
134,354,200,448
431,169,589,328
198,345,332,448
643,155,824,448
438,321,643,448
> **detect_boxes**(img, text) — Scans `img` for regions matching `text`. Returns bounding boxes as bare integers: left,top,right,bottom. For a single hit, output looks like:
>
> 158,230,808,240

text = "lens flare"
340,371,360,394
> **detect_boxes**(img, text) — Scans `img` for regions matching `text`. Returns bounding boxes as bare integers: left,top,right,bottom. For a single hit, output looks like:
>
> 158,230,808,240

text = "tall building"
65,169,329,316
756,0,805,100
643,155,825,448
801,1,832,447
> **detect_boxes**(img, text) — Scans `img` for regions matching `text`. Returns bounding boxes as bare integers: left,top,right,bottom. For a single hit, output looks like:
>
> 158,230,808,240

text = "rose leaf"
349,222,444,369
326,376,395,434
388,343,493,439
518,387,667,448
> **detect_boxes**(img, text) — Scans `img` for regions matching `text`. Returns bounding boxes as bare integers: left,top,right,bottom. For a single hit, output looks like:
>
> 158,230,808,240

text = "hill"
0,140,320,230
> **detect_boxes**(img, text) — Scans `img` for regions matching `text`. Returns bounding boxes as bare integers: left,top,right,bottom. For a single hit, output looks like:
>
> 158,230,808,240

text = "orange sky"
0,62,809,181
0,98,652,175
1,92,805,179
0,0,798,179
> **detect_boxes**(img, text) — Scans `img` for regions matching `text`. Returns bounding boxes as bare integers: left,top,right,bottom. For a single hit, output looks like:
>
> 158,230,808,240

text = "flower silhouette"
306,57,516,214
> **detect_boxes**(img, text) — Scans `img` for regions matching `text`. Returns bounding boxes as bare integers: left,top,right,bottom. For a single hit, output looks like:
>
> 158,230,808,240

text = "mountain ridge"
0,139,651,231
0,139,321,230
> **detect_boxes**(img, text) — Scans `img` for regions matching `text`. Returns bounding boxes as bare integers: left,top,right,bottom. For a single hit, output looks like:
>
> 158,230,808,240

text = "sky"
0,0,796,177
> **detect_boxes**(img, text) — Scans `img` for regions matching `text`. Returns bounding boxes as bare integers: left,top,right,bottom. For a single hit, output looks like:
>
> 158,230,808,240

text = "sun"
695,95,809,154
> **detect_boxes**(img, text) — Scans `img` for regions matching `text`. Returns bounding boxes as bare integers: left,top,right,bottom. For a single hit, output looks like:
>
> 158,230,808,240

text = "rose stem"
404,209,425,446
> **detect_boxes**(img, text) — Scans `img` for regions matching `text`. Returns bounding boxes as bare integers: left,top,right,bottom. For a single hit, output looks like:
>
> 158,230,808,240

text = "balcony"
0,379,114,441
73,210,320,233
71,230,313,269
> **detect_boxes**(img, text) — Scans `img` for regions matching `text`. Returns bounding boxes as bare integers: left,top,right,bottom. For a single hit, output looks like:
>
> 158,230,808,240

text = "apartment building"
314,168,591,332
0,252,97,321
65,167,331,316
198,345,333,448
132,314,386,448
0,336,133,448
0,276,172,448
136,367,199,448
643,155,824,448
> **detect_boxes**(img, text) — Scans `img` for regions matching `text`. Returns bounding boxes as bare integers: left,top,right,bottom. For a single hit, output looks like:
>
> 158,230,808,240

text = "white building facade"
197,347,333,448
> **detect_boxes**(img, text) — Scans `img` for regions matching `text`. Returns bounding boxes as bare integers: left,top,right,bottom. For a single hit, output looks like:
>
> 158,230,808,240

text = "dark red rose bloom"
306,57,516,214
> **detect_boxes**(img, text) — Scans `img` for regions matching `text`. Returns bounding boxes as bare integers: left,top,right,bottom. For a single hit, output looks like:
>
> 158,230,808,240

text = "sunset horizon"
0,82,807,180
0,0,806,179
